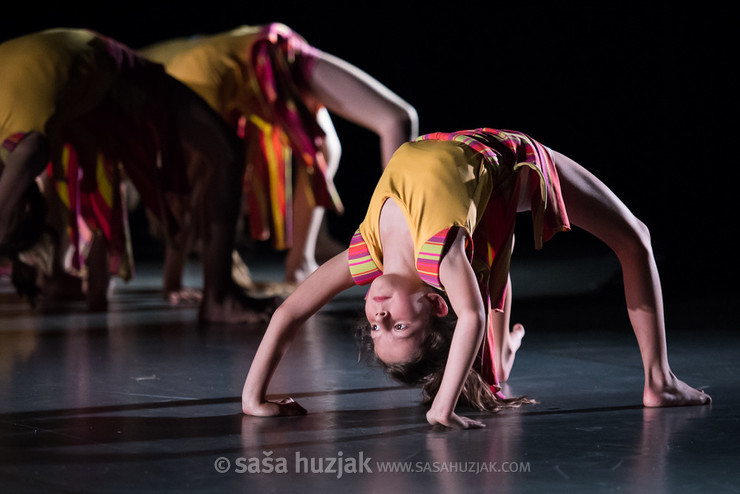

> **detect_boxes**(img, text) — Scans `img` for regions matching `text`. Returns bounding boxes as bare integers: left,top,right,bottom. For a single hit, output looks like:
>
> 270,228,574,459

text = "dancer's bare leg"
0,132,49,240
163,241,202,305
85,231,110,312
284,107,341,283
165,80,274,323
145,185,202,305
553,150,710,406
491,275,525,382
283,170,319,284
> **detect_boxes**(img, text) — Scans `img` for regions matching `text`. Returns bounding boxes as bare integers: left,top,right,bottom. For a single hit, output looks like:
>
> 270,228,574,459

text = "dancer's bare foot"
285,256,319,284
643,371,711,407
231,250,255,291
246,280,297,298
45,270,85,301
232,250,296,297
495,323,525,382
167,287,203,305
199,285,281,324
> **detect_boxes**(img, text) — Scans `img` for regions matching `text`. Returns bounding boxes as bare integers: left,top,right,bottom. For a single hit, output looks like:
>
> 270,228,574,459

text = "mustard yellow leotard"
0,29,208,280
142,24,339,250
348,128,571,390
0,29,114,146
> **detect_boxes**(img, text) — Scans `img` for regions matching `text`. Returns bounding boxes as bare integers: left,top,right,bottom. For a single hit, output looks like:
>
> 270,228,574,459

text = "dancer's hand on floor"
426,409,485,430
243,397,307,417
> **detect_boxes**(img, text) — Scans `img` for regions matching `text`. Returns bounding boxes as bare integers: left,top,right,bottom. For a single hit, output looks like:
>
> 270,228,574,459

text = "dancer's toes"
199,292,281,324
167,287,203,305
510,323,525,352
644,373,712,407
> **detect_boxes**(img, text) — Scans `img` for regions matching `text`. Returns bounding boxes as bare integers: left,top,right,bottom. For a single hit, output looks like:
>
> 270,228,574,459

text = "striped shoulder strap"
417,227,474,290
348,230,382,285
349,227,471,290
416,228,450,290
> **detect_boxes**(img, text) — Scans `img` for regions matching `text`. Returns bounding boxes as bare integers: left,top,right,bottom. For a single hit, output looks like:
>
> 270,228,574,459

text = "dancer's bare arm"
242,249,355,416
427,230,487,429
308,52,418,165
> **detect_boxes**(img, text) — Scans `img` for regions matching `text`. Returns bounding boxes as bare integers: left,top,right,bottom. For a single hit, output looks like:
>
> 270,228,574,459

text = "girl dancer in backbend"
241,127,710,428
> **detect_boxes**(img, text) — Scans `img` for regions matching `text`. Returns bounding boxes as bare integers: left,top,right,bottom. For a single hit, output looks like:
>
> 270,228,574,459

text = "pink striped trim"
348,230,381,285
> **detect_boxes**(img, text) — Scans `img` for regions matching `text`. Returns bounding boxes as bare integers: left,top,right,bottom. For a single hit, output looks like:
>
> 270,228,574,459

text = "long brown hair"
356,305,534,413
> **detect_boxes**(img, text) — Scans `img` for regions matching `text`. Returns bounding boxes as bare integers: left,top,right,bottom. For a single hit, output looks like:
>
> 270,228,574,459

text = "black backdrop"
3,0,737,296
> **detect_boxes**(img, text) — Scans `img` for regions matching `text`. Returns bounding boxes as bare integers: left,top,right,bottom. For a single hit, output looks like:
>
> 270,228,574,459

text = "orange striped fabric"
348,227,461,289
241,24,343,250
347,229,382,285
415,228,451,289
1,131,132,280
48,143,132,280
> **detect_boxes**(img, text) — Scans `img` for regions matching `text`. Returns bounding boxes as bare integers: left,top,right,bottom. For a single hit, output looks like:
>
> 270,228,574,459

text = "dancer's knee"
613,216,653,261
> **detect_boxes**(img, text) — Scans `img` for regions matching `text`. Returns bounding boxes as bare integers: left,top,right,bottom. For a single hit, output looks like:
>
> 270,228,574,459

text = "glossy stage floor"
0,252,737,493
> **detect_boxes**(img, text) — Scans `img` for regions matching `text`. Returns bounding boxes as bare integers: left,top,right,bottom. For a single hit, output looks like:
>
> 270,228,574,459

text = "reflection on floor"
0,255,737,493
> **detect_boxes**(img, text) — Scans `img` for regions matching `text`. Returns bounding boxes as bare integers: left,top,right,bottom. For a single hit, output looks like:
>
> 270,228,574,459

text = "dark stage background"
3,1,736,297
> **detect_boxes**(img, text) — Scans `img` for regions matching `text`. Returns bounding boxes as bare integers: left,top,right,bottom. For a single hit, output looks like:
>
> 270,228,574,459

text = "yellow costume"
0,29,219,281
0,29,113,146
142,24,341,250
349,128,571,393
